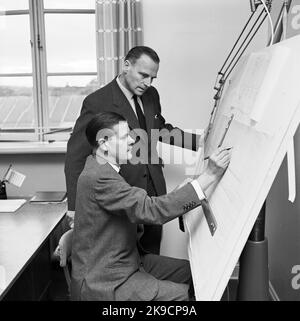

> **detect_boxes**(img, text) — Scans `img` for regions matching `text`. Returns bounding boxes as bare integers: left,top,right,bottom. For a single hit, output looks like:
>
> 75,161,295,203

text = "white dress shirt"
116,76,145,117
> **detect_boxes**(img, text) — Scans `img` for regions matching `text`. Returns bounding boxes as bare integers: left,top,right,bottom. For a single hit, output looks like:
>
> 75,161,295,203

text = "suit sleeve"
94,175,201,225
64,97,94,211
151,87,201,151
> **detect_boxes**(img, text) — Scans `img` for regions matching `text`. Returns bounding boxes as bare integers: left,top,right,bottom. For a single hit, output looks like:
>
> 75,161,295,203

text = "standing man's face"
122,54,159,96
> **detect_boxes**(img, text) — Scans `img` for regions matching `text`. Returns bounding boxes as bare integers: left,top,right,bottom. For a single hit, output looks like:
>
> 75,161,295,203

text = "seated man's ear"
98,138,109,153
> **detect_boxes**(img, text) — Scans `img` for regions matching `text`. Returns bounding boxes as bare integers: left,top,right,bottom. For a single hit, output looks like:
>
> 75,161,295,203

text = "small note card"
4,169,26,187
0,199,27,212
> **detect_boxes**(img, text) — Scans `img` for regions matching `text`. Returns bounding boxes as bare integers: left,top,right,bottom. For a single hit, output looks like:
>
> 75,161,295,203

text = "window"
0,0,97,142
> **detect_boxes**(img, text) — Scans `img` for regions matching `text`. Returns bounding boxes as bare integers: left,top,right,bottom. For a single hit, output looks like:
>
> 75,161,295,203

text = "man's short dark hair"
125,46,160,64
85,112,126,149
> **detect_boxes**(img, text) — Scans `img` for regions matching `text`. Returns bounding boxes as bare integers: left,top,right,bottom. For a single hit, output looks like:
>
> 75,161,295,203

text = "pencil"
204,147,232,160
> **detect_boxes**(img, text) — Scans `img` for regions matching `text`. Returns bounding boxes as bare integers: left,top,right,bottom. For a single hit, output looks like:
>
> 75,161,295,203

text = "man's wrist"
197,172,218,193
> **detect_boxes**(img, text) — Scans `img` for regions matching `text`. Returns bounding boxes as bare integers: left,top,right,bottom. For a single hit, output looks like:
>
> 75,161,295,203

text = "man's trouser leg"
141,253,194,300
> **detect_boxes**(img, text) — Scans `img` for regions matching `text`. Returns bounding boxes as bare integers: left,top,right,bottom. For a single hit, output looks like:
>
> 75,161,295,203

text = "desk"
0,201,66,300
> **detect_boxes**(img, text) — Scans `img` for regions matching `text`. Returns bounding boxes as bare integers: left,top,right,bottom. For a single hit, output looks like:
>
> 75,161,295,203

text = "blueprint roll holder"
0,180,7,199
237,201,269,301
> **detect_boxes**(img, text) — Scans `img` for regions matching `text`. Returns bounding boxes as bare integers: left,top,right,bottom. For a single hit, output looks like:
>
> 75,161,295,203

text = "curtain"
95,0,143,87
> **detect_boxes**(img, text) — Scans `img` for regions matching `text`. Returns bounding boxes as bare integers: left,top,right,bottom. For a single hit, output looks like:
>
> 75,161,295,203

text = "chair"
53,229,73,296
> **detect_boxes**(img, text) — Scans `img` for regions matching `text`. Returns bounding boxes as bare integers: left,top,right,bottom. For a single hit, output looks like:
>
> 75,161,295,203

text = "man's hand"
197,147,231,193
66,210,75,229
206,148,231,178
198,131,205,149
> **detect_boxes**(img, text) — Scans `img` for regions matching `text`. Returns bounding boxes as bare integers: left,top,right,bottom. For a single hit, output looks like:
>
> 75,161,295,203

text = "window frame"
0,6,38,141
0,0,97,142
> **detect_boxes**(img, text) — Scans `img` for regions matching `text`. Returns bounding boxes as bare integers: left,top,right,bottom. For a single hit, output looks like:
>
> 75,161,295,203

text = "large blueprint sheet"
185,35,300,301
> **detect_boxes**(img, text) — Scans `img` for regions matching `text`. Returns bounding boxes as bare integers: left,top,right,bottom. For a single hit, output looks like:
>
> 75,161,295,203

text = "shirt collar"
108,161,120,173
116,75,134,101
94,154,120,173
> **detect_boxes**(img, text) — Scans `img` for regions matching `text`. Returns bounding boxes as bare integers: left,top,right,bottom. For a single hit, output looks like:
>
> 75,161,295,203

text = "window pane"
0,77,35,129
45,14,96,72
0,14,32,74
43,0,95,10
47,76,98,128
0,0,28,11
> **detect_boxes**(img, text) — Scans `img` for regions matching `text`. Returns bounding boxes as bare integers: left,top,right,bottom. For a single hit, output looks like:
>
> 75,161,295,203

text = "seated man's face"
107,121,135,164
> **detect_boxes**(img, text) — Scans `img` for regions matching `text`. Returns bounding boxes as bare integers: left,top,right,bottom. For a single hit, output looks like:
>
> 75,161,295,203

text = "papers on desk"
0,199,27,213
30,191,66,203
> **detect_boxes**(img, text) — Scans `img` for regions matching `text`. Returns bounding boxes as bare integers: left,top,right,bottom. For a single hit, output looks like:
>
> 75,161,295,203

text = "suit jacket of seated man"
65,77,200,254
71,155,202,301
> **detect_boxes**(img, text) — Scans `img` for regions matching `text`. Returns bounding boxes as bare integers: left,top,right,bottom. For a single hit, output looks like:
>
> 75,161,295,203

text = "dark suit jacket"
70,155,201,301
65,78,200,211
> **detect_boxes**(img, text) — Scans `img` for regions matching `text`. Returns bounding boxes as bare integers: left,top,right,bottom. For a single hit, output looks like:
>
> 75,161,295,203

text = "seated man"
71,112,231,301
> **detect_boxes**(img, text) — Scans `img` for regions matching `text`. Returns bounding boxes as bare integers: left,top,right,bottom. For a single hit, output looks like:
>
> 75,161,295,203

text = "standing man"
65,46,201,254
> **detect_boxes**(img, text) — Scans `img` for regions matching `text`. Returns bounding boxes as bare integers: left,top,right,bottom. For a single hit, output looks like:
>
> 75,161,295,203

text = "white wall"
142,0,267,259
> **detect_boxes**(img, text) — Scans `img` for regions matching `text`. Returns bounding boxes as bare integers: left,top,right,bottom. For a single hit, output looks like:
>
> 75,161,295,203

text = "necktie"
133,95,147,132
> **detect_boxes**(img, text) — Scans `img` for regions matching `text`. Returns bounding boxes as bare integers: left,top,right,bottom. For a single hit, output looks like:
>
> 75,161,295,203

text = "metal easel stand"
237,0,292,301
237,202,269,300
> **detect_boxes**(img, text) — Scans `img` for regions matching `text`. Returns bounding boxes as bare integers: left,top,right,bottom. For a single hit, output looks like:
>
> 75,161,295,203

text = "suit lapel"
111,79,155,137
141,91,155,136
111,79,139,130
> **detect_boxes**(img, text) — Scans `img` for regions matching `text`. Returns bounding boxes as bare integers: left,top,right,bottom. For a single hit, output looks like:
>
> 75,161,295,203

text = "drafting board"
184,35,300,301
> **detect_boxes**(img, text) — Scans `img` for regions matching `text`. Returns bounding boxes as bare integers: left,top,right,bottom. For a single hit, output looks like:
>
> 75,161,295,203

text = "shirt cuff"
190,180,206,201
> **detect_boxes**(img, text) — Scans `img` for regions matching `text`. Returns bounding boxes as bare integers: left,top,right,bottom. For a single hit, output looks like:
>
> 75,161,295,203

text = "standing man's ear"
123,60,130,73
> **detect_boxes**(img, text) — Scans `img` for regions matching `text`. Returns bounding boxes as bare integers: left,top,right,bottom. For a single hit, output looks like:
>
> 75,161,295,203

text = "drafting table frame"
236,0,293,301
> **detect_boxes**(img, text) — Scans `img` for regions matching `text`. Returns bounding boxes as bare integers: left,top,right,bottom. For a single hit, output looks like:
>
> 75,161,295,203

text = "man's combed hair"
85,112,126,149
125,46,160,64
